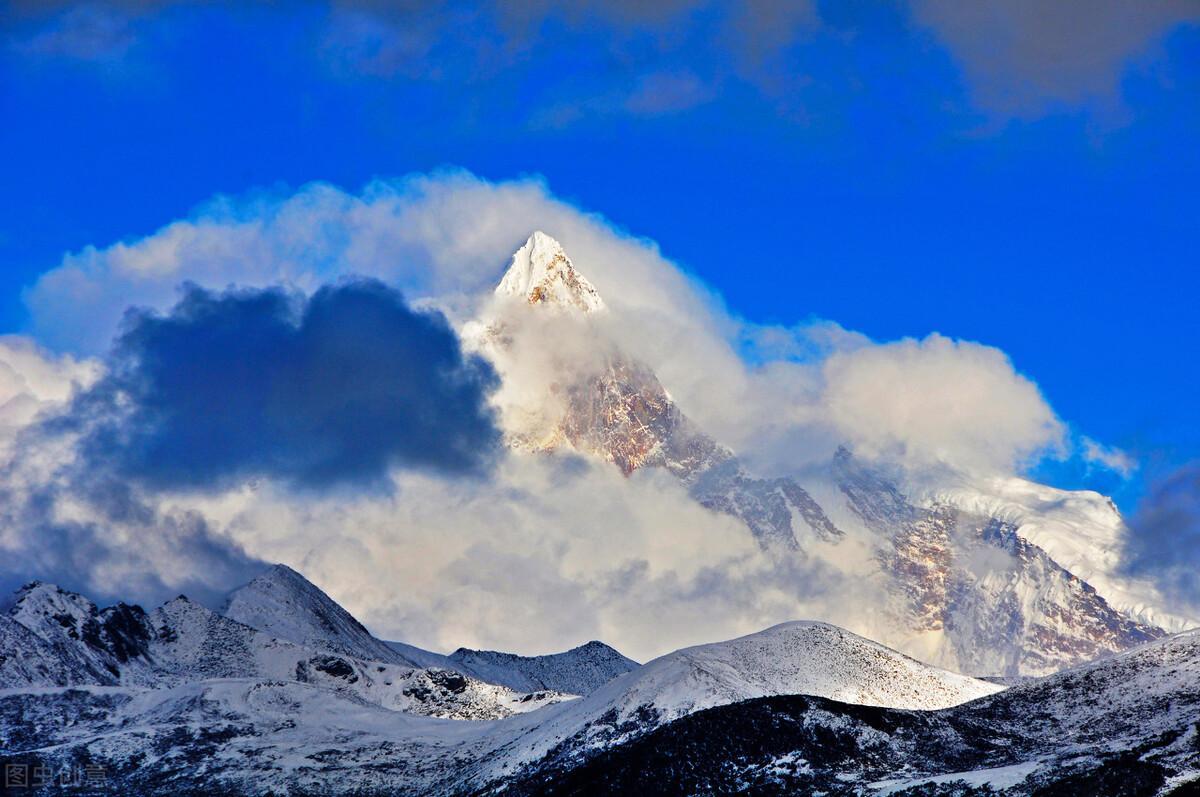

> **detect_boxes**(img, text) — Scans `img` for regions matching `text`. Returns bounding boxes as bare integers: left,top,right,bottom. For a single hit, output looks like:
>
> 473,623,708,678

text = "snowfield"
2,563,1198,795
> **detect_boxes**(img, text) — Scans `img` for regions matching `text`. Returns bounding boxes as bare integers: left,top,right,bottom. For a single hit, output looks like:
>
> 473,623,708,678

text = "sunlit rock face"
494,230,606,314
476,232,1170,677
478,231,843,550
832,449,1164,676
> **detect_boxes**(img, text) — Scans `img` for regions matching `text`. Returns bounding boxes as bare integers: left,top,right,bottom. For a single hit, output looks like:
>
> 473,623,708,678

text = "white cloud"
24,169,1078,480
821,333,1065,474
0,336,100,449
179,453,875,661
13,169,1113,660
1081,436,1137,477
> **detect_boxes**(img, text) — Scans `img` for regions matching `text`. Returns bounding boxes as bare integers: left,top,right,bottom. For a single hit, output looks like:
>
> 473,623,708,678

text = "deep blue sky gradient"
1,2,1197,508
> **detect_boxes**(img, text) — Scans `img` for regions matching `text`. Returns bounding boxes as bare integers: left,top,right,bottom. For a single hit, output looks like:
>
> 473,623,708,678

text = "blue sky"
1,1,1198,510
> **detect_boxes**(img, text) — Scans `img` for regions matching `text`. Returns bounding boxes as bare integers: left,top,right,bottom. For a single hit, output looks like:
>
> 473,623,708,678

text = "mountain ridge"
2,562,1197,795
474,234,1177,677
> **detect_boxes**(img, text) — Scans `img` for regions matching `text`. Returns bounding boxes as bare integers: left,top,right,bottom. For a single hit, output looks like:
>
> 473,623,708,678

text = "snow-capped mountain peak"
4,581,155,685
6,581,96,635
221,563,420,667
608,620,1003,718
446,639,638,695
467,619,1005,785
495,231,606,313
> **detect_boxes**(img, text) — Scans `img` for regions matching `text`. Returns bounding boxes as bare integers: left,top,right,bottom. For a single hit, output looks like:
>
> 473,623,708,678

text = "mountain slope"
463,620,1002,788
477,233,1171,676
0,613,85,688
0,679,477,797
506,627,1200,796
0,580,571,720
478,231,844,550
4,607,1196,795
221,563,423,667
832,448,1165,676
153,595,568,719
446,640,638,695
220,563,637,696
2,581,156,686
929,475,1197,633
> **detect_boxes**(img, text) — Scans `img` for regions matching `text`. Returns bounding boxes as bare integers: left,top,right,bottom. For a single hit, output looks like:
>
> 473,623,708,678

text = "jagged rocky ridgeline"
0,566,636,719
2,563,1199,795
473,231,1187,677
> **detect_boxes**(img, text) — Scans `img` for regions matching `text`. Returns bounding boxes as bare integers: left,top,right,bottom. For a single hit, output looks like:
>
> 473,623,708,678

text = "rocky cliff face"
475,232,1173,676
478,231,843,550
0,574,579,720
832,449,1164,675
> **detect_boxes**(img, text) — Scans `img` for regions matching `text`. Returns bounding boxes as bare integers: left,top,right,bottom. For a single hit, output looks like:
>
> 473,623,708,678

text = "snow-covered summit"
447,639,638,695
4,581,155,686
7,581,96,636
495,231,606,313
602,620,1002,719
472,619,1004,782
221,563,420,667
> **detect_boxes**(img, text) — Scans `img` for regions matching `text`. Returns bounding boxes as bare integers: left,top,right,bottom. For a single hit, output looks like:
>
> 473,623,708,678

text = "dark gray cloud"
59,279,501,492
0,277,501,607
1122,463,1200,613
911,0,1200,116
10,1,1196,118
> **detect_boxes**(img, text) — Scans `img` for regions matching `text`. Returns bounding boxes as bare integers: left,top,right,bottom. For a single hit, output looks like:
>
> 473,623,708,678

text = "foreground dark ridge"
504,628,1200,796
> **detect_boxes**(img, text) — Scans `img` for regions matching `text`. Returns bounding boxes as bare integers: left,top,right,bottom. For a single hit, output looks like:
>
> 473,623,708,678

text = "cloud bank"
6,170,1134,659
822,333,1065,473
62,279,500,492
0,335,99,448
1123,463,1200,616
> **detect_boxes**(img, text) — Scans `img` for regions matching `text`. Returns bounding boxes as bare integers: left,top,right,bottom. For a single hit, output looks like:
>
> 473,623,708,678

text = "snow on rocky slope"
446,640,638,695
2,581,157,686
505,626,1200,795
831,448,1165,676
927,474,1198,633
0,578,571,720
0,679,480,796
221,562,636,696
222,563,422,666
5,577,1198,796
0,614,1007,796
607,620,1003,714
383,638,640,697
154,595,568,718
0,613,87,687
461,620,1003,787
